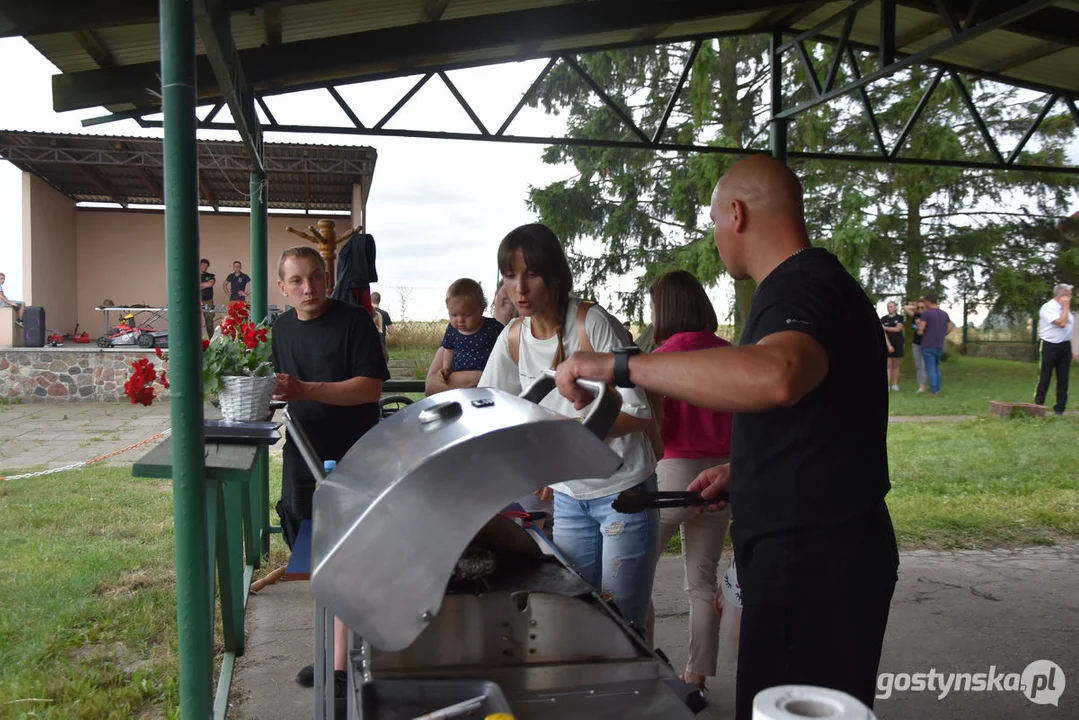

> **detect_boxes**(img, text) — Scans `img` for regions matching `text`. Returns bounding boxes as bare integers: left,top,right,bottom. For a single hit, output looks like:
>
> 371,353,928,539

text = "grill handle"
519,369,623,440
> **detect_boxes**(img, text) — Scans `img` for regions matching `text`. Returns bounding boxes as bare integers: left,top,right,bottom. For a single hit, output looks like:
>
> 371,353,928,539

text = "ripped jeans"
553,476,659,630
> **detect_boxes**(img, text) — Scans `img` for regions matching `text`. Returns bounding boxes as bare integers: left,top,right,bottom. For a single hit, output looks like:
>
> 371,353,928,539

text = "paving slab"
231,545,1078,720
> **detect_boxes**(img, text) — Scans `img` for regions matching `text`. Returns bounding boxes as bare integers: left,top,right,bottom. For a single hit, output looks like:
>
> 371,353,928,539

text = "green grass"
388,347,436,379
666,414,1079,554
885,416,1078,548
0,466,181,719
887,354,1050,415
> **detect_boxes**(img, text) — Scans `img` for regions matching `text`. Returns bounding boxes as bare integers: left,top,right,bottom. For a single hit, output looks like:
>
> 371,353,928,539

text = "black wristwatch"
613,346,641,388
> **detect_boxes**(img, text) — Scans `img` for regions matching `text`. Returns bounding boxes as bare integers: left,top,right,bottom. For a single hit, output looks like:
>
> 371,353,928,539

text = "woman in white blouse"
479,223,659,631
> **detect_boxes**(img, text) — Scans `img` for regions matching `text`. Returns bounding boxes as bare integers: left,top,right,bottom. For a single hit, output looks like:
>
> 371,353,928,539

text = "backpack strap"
575,300,595,353
508,317,522,366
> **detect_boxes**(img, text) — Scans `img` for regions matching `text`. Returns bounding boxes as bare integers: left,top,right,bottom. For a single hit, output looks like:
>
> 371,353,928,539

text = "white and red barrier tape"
0,429,171,482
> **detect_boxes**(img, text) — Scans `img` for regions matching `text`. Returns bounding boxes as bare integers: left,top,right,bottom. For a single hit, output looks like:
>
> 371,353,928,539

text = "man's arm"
917,319,927,333
201,276,215,289
556,330,828,413
946,321,955,334
1053,300,1071,327
223,277,232,296
274,374,382,405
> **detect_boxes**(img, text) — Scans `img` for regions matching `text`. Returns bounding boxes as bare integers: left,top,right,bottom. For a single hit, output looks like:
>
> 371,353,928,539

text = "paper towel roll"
752,685,877,720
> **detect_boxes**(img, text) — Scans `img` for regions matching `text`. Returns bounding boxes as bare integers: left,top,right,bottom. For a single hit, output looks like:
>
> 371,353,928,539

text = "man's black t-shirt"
881,313,904,349
271,300,390,472
226,272,251,301
200,272,215,303
731,248,894,594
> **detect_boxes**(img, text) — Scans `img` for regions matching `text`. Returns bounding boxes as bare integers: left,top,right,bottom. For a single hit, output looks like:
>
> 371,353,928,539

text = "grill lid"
309,372,624,651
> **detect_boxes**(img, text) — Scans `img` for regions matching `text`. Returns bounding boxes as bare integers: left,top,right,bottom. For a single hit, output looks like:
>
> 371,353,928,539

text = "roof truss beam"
49,0,798,113
774,0,1057,120
193,0,264,173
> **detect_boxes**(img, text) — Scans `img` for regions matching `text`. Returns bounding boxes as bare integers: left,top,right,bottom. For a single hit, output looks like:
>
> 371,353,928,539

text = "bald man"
555,155,898,717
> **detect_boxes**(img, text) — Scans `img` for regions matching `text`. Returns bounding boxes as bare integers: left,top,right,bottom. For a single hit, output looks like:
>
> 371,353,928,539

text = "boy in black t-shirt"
555,156,898,719
271,245,389,708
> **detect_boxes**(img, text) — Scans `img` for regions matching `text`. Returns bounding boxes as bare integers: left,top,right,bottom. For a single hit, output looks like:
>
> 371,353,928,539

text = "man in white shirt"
1035,283,1074,415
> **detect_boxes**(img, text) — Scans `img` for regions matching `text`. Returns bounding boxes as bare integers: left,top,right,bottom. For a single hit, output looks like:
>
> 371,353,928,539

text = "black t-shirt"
200,272,215,302
374,308,392,339
911,312,923,346
730,248,893,594
271,300,390,472
226,272,251,301
881,313,904,348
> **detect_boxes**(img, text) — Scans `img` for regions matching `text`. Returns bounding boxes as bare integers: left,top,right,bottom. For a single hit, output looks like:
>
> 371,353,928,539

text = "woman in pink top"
648,270,733,690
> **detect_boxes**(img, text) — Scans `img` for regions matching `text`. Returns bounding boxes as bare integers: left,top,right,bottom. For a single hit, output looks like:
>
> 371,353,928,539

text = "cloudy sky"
2,36,1072,326
0,37,612,322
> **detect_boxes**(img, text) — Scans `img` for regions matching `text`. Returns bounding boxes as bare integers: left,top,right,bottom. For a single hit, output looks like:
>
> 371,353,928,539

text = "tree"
526,37,1079,336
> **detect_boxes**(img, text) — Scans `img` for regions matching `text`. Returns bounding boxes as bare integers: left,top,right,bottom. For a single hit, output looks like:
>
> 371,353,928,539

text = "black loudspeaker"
23,306,46,347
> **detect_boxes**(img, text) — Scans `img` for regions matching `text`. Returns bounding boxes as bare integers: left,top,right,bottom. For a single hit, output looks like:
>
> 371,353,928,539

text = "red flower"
159,371,169,389
155,347,163,358
202,339,210,351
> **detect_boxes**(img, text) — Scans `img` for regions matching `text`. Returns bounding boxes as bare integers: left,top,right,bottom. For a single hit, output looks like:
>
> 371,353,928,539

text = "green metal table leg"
217,481,246,657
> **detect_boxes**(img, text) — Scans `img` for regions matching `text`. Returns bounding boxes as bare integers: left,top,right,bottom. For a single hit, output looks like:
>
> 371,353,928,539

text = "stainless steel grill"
297,371,703,719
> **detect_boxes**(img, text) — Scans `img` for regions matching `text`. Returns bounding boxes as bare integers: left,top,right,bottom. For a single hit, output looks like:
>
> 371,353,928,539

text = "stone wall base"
0,348,170,403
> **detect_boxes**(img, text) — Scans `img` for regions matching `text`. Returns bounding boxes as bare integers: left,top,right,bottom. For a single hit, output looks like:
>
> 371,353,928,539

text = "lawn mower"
96,308,169,348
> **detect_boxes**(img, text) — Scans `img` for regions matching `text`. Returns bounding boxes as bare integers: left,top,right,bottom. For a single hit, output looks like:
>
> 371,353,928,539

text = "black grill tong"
612,488,730,514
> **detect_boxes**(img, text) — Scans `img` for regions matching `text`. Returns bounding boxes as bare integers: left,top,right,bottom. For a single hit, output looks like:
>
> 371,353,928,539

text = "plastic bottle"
323,460,336,474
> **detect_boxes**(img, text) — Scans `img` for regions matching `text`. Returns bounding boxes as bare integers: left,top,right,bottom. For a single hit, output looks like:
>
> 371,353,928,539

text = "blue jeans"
553,477,659,630
922,346,943,394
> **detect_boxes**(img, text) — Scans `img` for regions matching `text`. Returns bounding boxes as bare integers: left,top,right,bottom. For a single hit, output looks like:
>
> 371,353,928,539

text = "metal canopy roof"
0,130,375,211
2,1,1077,116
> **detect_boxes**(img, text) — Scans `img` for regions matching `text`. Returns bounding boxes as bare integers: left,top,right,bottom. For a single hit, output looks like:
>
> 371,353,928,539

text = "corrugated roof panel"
282,0,425,44
911,31,1040,72
25,34,97,73
442,0,569,21
538,30,640,53
1008,47,1079,91
656,12,778,39
93,23,163,66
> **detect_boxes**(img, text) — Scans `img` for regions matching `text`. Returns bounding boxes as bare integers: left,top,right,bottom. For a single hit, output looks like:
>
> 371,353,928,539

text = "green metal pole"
250,172,268,324
161,0,212,716
770,30,789,164
250,171,271,557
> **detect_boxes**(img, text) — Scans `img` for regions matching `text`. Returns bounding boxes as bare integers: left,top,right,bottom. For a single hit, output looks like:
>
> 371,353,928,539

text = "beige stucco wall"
74,210,321,336
22,175,78,333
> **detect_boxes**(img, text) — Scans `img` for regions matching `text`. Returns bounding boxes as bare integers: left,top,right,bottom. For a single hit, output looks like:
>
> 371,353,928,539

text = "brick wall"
0,348,170,403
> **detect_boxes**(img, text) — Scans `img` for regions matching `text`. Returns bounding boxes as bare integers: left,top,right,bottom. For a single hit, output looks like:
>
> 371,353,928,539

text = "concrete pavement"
230,545,1078,720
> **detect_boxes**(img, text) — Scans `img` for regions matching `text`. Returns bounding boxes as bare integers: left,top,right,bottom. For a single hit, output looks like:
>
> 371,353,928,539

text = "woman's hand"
534,487,554,502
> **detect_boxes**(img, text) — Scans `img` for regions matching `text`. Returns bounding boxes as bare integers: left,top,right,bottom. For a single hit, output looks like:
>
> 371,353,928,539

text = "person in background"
623,320,635,344
370,291,394,364
881,301,904,391
553,156,898,719
644,269,733,691
270,245,389,713
916,294,954,396
200,258,216,339
0,272,24,325
436,279,504,389
480,223,659,632
224,260,252,302
903,298,927,393
1035,283,1073,415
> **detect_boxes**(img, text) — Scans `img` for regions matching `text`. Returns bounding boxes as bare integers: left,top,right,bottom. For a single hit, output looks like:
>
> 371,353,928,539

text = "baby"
439,279,505,385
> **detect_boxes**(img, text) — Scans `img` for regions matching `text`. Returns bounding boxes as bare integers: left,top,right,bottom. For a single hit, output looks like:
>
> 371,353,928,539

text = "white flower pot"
219,374,276,422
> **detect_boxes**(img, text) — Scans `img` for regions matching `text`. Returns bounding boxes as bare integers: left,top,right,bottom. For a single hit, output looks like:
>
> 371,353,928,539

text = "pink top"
653,330,734,460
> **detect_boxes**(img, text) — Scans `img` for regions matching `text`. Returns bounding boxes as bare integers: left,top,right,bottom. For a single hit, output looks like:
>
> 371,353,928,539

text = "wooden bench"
989,401,1047,419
